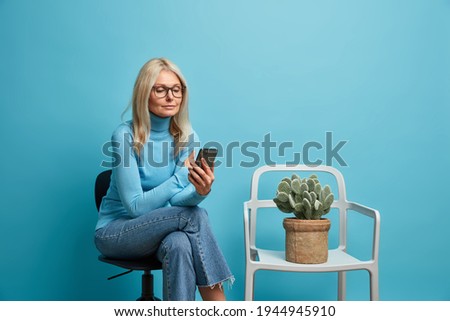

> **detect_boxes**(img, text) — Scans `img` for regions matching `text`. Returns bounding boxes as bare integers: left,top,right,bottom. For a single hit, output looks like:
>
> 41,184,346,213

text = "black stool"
95,170,162,301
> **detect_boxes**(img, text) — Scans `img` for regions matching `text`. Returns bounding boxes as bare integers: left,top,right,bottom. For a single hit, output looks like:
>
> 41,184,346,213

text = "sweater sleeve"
170,184,207,206
112,126,189,218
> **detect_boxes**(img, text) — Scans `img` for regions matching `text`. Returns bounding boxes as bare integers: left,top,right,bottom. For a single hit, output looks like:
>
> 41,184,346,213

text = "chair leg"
137,271,160,301
338,271,346,301
369,268,379,301
244,269,255,301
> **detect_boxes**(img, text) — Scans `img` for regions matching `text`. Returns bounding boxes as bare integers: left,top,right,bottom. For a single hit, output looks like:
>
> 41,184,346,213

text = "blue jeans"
94,206,233,300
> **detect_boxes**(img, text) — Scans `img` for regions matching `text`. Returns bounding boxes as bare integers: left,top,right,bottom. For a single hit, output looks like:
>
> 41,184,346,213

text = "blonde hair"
128,57,191,157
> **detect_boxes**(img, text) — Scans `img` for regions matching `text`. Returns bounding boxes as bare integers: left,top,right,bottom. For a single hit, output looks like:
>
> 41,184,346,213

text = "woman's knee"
185,206,209,227
158,231,192,260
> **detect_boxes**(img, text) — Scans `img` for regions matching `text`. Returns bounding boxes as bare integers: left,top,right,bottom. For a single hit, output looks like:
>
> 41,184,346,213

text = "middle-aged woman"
94,57,233,300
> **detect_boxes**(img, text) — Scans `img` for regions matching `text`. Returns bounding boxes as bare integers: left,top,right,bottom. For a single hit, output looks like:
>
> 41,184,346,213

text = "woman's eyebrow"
154,83,181,87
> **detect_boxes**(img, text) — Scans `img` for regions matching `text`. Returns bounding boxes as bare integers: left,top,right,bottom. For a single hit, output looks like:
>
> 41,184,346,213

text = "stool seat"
98,255,162,271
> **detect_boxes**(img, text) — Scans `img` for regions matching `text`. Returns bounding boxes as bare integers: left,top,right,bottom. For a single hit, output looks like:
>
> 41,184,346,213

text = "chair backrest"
95,170,112,211
249,164,347,203
244,164,350,255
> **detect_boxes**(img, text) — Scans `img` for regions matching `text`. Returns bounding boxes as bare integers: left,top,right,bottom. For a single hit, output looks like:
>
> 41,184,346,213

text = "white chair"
244,165,380,300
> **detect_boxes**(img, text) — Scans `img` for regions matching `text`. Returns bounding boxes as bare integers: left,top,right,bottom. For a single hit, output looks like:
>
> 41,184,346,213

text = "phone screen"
195,148,218,167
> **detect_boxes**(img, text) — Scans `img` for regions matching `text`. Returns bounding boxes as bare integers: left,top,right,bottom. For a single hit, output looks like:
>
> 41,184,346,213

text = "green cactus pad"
321,185,331,201
281,177,292,186
306,179,315,192
278,181,291,194
314,199,323,211
303,198,312,219
288,193,296,208
303,191,312,203
314,183,322,195
276,191,289,202
273,198,293,213
312,212,324,220
300,183,308,195
310,191,317,205
291,179,301,194
313,200,324,218
323,193,334,209
294,202,303,213
293,212,306,220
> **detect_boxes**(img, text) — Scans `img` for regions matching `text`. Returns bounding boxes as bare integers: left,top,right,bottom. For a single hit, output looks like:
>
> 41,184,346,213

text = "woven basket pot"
283,217,331,264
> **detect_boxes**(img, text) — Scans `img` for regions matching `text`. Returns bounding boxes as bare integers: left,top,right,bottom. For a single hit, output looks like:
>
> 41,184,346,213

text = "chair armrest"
347,201,380,220
346,201,380,262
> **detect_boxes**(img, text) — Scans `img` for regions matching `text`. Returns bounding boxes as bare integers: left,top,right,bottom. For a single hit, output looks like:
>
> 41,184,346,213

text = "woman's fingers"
201,158,215,175
189,168,212,188
188,172,209,195
184,151,195,168
188,159,215,195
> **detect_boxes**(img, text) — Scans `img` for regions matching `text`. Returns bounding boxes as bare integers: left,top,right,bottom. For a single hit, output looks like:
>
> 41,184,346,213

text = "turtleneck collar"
150,112,171,132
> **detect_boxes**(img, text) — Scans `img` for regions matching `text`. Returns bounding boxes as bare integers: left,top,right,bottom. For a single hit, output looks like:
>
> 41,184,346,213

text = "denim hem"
197,275,235,290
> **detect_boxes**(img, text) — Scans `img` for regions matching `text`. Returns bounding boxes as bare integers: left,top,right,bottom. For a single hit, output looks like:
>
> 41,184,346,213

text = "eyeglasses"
152,85,185,98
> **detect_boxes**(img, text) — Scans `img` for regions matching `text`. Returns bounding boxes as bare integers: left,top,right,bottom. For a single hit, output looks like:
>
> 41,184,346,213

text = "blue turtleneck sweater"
96,113,205,230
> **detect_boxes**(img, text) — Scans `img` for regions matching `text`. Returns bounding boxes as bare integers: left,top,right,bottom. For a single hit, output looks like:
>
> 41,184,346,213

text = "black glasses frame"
152,85,185,98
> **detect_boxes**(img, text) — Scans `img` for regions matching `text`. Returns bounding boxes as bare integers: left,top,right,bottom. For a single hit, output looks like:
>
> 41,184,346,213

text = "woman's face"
148,70,183,118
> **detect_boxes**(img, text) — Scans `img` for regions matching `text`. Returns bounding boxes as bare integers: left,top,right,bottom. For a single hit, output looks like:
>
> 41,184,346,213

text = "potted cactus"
273,173,334,264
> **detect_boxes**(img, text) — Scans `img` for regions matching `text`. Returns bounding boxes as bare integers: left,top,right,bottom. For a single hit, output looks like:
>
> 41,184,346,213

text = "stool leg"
137,271,159,301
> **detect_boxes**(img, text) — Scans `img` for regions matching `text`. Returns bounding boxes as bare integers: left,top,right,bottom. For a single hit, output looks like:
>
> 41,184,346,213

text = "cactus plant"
273,173,334,220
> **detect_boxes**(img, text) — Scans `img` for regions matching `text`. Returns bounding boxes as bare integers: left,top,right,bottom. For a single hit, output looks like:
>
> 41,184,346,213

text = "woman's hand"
185,152,215,196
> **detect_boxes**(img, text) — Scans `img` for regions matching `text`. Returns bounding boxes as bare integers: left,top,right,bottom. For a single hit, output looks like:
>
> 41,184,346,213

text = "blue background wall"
1,0,449,300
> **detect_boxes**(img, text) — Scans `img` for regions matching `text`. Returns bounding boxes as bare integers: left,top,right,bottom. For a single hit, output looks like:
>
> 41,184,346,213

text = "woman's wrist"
174,166,190,188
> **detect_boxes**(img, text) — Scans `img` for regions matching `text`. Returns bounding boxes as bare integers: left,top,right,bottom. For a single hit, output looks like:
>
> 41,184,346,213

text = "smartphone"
195,148,218,168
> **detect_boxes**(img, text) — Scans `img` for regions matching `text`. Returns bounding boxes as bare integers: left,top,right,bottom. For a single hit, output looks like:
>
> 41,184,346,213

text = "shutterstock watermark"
100,131,349,168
